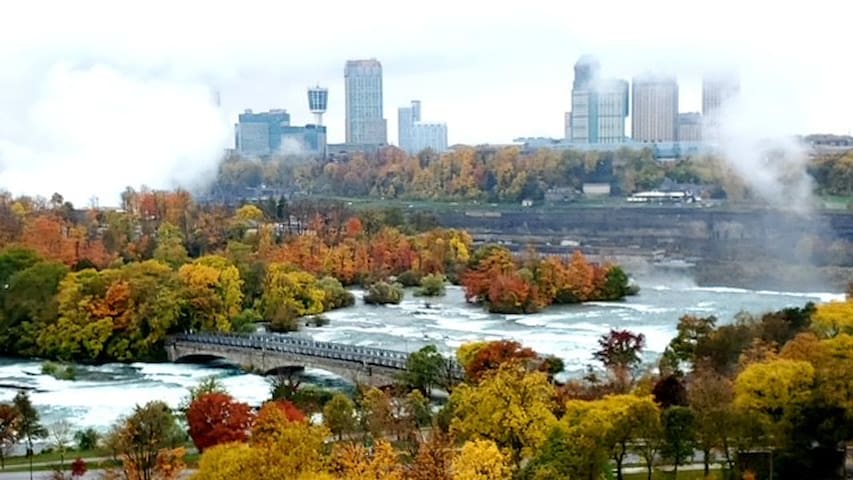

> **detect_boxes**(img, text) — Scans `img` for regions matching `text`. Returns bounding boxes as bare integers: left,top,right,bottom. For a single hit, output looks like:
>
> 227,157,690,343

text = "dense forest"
211,145,853,204
0,189,631,363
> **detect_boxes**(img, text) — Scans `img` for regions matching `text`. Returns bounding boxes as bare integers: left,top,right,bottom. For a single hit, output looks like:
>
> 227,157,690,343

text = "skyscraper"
702,73,740,118
632,75,679,143
398,100,447,154
345,59,387,145
571,56,628,144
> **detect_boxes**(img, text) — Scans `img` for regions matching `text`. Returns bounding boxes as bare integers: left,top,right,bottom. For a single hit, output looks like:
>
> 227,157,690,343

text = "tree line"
0,189,631,363
214,145,853,204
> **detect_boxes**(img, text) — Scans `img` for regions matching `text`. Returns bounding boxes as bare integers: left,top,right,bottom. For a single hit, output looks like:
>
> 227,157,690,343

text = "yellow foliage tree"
734,359,815,434
262,263,325,332
451,439,512,480
811,300,853,338
450,365,556,462
178,255,244,332
333,440,403,480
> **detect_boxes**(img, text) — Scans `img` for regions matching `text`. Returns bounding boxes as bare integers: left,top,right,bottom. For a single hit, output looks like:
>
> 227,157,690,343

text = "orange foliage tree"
187,393,254,452
464,340,538,382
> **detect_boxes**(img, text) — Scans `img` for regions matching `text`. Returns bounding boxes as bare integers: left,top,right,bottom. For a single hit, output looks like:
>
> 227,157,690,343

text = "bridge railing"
169,332,464,378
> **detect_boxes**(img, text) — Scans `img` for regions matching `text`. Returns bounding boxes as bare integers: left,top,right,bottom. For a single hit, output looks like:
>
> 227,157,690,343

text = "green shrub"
396,270,422,287
41,361,76,381
364,281,404,305
316,277,355,310
415,273,447,297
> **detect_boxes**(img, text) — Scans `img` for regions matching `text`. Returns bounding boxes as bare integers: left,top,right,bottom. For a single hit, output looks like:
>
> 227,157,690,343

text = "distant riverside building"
564,112,571,140
678,113,703,142
345,59,387,145
398,100,448,154
632,75,679,143
281,124,327,158
570,56,628,144
235,109,290,156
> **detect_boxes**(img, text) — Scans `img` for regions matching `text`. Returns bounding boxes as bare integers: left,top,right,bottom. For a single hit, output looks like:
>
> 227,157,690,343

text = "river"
0,278,843,433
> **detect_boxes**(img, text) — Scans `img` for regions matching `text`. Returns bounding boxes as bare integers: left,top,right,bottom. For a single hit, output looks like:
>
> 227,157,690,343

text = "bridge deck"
168,333,463,378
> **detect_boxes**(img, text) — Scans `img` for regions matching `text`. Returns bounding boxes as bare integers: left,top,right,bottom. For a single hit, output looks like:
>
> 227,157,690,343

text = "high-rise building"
702,73,740,118
596,79,629,143
632,75,679,143
677,113,703,142
345,59,387,145
564,112,572,140
570,56,628,144
398,100,447,154
398,100,420,151
234,109,290,156
573,55,600,90
412,122,448,154
307,86,328,126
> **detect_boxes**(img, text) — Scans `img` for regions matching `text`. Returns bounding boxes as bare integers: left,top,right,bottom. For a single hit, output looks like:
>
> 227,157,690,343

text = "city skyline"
0,0,850,204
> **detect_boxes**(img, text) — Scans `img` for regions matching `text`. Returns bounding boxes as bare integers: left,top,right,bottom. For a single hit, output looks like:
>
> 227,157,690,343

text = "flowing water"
0,279,842,433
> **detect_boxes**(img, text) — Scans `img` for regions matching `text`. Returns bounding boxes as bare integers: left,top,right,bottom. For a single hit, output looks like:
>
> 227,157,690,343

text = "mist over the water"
710,94,816,213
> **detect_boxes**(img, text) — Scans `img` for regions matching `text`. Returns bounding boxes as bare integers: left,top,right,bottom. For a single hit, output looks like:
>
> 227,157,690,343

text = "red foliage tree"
465,340,538,381
71,458,87,477
593,329,646,390
186,392,254,452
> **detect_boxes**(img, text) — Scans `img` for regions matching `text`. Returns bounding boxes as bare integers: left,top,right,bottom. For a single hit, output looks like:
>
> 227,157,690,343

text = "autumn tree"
333,440,403,480
810,299,853,338
593,329,646,391
152,222,189,269
605,395,661,480
359,387,394,441
451,439,512,480
461,340,537,382
323,394,356,441
0,404,19,469
450,364,556,463
112,401,184,480
186,392,254,452
177,255,244,333
407,430,453,480
262,264,325,332
688,364,737,475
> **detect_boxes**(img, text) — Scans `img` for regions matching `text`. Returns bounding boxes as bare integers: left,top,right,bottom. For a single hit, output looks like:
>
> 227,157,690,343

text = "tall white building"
596,79,629,144
632,75,679,143
398,100,447,154
570,56,628,144
345,59,387,145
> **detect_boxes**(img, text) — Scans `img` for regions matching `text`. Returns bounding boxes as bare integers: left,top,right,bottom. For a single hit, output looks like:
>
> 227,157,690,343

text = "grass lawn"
623,467,725,480
1,448,110,467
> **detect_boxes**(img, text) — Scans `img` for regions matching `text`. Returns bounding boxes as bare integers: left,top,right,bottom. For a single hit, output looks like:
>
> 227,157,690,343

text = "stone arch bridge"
166,333,461,387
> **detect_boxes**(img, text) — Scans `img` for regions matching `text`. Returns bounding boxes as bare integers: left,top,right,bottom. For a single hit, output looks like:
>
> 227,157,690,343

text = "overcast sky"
1,0,851,205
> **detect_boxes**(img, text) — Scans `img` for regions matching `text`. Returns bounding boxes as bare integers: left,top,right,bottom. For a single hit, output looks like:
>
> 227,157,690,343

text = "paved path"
0,469,195,479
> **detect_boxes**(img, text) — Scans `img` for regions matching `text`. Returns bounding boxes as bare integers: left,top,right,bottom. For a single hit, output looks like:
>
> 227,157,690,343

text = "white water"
0,281,841,433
